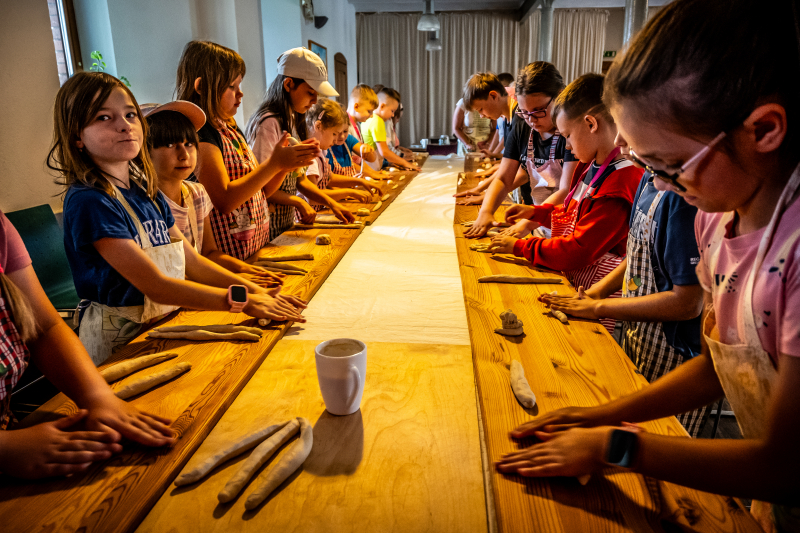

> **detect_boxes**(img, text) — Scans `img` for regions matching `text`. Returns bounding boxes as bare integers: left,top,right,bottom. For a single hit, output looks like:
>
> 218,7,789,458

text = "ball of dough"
316,234,332,245
356,208,370,217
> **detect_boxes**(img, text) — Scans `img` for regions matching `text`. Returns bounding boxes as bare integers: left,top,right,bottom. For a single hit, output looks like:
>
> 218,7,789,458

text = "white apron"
78,183,186,365
703,163,800,532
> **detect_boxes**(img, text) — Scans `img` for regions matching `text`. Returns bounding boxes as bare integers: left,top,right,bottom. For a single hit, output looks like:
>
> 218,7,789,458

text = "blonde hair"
47,71,158,200
350,83,378,108
176,41,246,128
0,273,37,344
305,99,348,133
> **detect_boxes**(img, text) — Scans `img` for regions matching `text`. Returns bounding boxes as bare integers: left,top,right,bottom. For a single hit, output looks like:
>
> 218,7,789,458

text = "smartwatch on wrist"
606,429,638,468
227,285,248,313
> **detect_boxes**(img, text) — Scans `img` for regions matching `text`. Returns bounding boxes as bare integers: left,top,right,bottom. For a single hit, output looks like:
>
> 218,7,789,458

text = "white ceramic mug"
315,339,367,416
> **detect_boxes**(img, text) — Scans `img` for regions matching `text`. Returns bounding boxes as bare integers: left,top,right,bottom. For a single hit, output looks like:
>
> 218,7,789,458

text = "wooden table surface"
137,340,487,533
0,173,422,533
453,172,761,533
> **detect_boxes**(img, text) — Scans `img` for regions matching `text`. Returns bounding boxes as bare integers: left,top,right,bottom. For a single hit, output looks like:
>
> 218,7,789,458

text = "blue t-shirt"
327,134,360,168
629,175,701,357
63,182,175,307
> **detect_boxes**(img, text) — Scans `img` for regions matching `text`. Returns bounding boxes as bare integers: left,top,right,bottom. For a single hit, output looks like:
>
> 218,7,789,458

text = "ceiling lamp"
426,30,442,52
417,0,440,31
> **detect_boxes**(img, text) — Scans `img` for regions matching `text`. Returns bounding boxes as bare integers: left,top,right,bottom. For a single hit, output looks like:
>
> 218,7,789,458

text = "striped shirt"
163,180,213,252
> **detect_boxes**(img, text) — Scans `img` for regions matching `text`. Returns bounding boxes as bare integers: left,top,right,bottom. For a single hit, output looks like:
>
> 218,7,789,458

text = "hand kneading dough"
478,275,562,284
356,208,370,216
244,417,313,510
469,243,492,253
218,419,300,503
510,360,536,408
174,421,289,486
115,362,191,400
316,234,332,245
495,309,524,336
100,352,178,383
372,201,382,212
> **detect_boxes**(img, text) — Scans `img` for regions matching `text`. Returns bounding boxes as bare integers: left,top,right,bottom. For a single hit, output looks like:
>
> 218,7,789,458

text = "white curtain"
552,9,609,84
357,11,540,146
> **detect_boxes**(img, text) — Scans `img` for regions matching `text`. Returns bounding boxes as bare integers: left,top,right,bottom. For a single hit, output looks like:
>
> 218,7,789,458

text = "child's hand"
504,204,537,224
545,286,602,320
246,293,306,323
500,219,538,238
359,179,383,195
270,132,319,171
489,234,517,254
239,264,285,288
455,193,485,206
341,189,372,203
535,159,563,188
454,186,484,198
276,292,308,309
360,144,375,156
83,395,175,447
0,410,120,479
330,201,356,223
296,199,317,224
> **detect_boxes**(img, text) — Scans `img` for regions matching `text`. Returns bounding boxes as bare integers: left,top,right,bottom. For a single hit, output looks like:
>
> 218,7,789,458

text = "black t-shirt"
198,122,247,151
502,114,576,167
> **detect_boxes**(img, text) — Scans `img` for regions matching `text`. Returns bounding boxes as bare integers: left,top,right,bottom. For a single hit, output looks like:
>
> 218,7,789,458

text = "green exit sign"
604,50,617,58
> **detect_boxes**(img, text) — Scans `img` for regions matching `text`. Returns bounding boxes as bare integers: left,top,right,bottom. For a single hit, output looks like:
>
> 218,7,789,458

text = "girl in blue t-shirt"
51,72,306,364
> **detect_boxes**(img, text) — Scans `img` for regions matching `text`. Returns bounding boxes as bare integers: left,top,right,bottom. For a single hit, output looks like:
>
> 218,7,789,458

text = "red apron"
550,148,624,333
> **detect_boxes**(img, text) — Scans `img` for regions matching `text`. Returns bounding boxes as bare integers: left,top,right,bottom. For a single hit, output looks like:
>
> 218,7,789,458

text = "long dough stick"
149,330,262,341
244,417,313,510
372,201,382,212
218,419,300,503
478,275,562,284
550,309,570,324
260,253,314,262
253,261,307,272
115,362,191,400
153,325,263,335
100,352,178,383
381,194,390,201
252,265,304,276
174,421,289,487
293,223,363,229
510,360,536,408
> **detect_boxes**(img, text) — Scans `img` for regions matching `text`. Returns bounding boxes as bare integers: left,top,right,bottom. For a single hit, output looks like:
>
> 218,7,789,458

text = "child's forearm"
296,177,334,206
594,283,704,322
328,175,360,188
268,189,303,208
377,142,411,167
585,260,627,299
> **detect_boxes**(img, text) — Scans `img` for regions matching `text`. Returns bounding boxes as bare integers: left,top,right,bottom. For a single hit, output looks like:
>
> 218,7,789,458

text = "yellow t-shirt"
361,114,386,150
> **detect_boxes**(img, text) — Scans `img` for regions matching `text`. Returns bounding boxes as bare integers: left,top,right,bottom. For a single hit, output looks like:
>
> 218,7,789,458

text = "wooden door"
334,53,347,105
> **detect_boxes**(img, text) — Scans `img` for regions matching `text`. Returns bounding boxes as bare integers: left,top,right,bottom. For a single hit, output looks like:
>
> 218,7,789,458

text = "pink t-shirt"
0,210,32,275
695,197,800,365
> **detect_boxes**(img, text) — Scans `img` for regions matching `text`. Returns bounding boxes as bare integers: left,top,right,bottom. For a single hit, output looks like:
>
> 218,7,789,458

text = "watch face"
608,429,637,465
230,285,247,303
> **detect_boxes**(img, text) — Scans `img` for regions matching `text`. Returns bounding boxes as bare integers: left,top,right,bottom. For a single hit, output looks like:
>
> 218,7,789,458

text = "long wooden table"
0,172,421,533
453,172,761,532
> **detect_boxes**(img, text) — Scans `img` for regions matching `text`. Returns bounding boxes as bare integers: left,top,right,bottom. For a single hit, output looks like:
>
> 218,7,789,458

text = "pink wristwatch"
227,285,248,313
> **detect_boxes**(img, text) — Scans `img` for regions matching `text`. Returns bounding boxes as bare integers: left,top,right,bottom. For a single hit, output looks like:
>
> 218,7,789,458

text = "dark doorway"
334,53,347,106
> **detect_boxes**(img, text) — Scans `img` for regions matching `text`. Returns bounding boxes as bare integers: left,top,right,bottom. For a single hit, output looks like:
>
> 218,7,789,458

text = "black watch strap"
606,429,638,468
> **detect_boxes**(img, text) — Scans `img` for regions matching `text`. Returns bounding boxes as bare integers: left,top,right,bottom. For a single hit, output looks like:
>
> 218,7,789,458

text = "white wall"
73,0,118,76
299,0,359,97
261,0,303,86
0,0,65,213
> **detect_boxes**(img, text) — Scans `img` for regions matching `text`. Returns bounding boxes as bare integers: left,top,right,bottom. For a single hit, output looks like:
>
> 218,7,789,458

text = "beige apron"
78,183,186,365
703,163,800,532
182,183,202,253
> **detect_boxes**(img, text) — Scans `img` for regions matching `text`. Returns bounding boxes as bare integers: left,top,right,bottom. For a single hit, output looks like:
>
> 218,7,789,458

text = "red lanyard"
562,147,621,208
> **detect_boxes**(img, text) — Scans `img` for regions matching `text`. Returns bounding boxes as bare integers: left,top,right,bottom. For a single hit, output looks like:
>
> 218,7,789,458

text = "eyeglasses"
515,97,553,120
628,131,727,193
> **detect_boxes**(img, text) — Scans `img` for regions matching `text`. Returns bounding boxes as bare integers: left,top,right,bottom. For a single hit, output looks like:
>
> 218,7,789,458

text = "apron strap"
182,183,201,253
562,147,621,209
642,189,666,243
548,132,560,161
109,182,154,250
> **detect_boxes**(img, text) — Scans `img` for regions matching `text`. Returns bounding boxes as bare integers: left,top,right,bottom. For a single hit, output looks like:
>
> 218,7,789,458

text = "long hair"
245,75,308,145
175,41,246,128
604,0,799,156
0,273,37,344
47,71,158,200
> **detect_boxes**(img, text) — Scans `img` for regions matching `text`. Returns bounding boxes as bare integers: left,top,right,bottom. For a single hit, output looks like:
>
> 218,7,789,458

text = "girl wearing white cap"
176,41,316,260
246,47,355,241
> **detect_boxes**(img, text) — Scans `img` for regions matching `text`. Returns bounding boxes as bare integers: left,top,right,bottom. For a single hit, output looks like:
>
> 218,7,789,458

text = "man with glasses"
464,62,578,239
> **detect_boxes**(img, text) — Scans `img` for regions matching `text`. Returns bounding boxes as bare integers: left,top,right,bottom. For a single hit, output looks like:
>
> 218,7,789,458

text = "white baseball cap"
277,47,339,98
